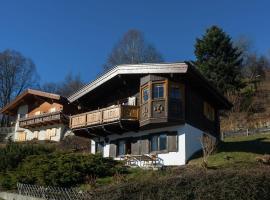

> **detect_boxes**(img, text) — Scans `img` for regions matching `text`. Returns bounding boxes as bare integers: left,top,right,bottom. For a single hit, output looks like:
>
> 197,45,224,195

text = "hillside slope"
221,70,270,131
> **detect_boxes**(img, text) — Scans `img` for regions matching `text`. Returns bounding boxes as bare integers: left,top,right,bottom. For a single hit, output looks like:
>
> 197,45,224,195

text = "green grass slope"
189,133,270,168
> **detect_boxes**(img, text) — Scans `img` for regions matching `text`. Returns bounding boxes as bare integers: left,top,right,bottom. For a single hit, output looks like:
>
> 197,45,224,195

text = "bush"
0,172,17,190
0,142,55,172
90,167,270,200
15,153,124,187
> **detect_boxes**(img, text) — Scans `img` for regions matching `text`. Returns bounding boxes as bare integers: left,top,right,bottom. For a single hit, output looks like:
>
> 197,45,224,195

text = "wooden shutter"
140,138,150,154
18,132,26,141
33,131,39,139
131,139,140,155
168,132,178,152
46,129,51,140
109,142,117,158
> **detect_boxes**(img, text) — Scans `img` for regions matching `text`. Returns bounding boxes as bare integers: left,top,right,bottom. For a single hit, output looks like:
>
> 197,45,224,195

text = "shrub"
15,153,124,187
0,142,55,172
0,172,17,190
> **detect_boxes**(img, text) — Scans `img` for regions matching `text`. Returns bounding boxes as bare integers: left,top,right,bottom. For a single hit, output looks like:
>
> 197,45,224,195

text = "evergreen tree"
195,26,243,94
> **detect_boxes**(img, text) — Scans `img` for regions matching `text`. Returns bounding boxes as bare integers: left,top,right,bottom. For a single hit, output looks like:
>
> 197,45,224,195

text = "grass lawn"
189,132,270,168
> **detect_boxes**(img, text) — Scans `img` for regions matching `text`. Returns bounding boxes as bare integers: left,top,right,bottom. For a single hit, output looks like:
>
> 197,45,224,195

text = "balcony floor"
73,119,139,138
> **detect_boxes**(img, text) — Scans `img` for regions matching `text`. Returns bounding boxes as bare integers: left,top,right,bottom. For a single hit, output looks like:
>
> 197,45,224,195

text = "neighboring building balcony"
70,105,139,135
19,111,69,129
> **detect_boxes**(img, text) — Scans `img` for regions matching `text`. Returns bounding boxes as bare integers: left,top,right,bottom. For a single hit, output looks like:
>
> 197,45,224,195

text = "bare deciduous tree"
200,133,216,169
104,29,163,71
0,50,38,126
41,72,84,97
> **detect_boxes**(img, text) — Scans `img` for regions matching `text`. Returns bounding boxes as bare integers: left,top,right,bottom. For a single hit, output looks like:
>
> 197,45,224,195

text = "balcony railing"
70,105,139,130
19,111,68,128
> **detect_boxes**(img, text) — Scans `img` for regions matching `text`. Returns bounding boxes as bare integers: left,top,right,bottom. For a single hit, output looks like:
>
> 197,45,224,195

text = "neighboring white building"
68,62,232,166
0,89,74,142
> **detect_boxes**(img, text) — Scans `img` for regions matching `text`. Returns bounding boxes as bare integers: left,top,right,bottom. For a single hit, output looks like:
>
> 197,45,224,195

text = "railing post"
119,104,122,120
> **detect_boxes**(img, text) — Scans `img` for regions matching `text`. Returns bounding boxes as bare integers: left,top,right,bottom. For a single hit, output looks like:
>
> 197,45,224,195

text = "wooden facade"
70,105,139,132
67,62,232,138
139,75,185,127
1,89,74,131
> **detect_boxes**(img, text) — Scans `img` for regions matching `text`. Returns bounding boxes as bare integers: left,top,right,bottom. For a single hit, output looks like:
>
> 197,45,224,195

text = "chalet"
0,89,74,142
68,62,232,166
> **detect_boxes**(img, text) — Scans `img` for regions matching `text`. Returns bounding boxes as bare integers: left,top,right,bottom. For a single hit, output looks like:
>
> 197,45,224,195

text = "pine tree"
195,26,243,94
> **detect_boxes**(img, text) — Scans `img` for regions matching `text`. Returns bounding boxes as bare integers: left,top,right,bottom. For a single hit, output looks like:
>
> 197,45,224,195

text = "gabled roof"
0,89,63,115
68,62,232,109
68,63,188,102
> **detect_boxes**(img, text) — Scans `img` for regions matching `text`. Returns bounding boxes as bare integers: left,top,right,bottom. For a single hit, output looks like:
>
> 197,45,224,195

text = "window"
170,86,181,99
203,102,215,121
150,133,167,152
153,84,164,99
118,140,125,156
142,87,149,103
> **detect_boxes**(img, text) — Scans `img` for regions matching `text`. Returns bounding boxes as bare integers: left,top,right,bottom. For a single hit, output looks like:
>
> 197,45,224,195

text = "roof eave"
68,63,188,102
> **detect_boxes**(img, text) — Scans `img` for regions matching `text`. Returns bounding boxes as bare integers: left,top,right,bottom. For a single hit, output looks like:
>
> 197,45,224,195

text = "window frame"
96,141,104,155
152,83,165,99
117,140,126,156
150,133,168,153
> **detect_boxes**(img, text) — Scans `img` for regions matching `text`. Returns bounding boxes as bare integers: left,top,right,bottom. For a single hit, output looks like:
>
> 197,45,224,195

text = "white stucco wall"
93,123,205,166
184,124,204,162
91,140,96,154
95,125,186,166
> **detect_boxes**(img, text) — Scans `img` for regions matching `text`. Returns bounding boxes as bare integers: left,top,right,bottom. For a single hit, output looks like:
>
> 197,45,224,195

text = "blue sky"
0,0,269,84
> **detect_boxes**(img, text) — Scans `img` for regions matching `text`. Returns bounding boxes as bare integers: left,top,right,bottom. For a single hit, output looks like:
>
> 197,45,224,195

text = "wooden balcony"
19,111,68,128
70,105,139,134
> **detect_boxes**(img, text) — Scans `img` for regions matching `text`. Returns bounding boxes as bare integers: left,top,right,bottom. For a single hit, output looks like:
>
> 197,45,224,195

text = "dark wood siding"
185,84,220,138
